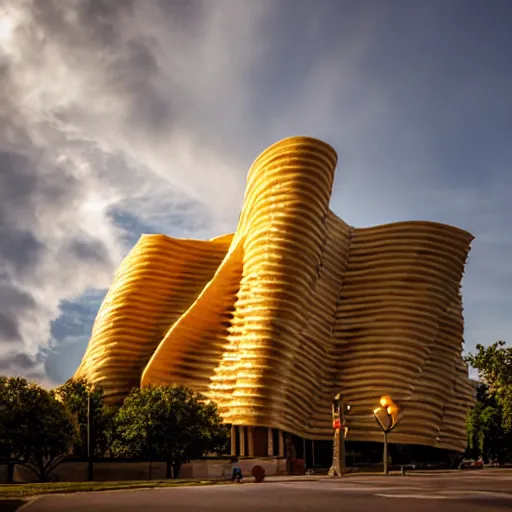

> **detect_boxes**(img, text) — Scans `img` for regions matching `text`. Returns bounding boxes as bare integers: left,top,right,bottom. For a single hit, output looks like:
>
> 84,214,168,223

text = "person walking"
230,457,243,483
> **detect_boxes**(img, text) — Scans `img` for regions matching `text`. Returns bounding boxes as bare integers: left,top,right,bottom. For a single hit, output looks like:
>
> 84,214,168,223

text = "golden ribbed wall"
75,136,474,451
75,233,232,402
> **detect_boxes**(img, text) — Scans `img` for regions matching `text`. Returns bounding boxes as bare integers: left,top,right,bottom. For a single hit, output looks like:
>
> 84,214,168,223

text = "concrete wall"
3,458,287,483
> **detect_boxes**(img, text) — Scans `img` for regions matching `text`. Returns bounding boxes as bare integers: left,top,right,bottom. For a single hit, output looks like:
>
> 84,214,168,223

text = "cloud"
0,0,274,382
0,0,510,386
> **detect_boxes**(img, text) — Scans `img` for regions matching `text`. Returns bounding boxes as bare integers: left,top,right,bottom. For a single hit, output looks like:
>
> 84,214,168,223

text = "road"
16,469,512,511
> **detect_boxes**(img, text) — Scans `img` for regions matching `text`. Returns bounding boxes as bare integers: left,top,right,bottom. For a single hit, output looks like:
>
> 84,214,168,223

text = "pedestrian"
230,457,243,483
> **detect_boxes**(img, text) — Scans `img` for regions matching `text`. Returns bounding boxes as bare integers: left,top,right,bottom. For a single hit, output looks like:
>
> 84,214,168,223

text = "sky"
0,0,510,387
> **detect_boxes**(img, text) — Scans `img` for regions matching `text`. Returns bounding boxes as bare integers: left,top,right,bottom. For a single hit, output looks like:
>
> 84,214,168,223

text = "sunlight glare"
0,13,14,42
83,195,109,214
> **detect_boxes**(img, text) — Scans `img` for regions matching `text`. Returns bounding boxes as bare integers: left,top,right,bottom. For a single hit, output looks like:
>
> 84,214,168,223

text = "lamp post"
87,389,94,481
148,428,153,480
328,393,350,477
373,395,400,475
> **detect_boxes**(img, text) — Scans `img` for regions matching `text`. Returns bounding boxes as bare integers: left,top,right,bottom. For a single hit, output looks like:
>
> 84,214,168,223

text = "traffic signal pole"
340,402,346,475
328,393,347,477
330,425,344,476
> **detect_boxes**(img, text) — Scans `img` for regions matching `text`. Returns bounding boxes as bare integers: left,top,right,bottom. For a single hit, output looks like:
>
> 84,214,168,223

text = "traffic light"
332,394,341,424
332,395,351,435
332,393,342,419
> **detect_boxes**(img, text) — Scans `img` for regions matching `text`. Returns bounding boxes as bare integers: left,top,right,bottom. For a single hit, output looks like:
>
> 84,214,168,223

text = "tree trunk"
7,462,14,484
35,457,46,483
37,465,47,482
172,461,181,479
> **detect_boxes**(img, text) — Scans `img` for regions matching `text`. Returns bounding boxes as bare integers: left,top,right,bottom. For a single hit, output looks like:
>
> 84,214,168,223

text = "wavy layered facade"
75,136,474,451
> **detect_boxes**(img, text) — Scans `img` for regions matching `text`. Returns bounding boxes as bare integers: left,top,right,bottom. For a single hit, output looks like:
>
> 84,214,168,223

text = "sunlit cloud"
0,0,510,385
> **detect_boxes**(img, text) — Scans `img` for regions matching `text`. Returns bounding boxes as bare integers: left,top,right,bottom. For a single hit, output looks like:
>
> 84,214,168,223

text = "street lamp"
373,395,400,475
87,388,94,481
328,393,350,477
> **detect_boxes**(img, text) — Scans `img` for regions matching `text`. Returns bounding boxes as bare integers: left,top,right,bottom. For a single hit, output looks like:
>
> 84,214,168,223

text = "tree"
55,378,116,458
466,341,512,430
466,384,512,463
112,385,229,478
0,377,74,481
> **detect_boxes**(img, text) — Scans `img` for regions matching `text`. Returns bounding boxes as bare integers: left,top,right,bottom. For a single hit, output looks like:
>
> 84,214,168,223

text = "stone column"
267,428,274,457
278,430,284,457
230,425,237,456
239,426,246,456
248,427,255,457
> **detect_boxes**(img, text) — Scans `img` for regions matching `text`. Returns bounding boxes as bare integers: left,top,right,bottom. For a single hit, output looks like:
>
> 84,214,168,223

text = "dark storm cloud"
0,351,36,371
0,312,23,342
0,228,44,274
119,41,173,131
26,0,175,135
0,153,46,274
68,234,111,263
0,25,125,375
0,349,50,386
0,151,79,278
0,152,40,217
0,280,36,341
0,0,510,389
0,151,81,223
0,154,46,273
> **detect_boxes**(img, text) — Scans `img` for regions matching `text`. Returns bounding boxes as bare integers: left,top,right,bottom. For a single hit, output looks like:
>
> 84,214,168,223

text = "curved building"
75,137,474,453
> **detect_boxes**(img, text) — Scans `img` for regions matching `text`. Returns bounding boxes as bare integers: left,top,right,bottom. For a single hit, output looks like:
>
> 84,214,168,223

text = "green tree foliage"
466,341,512,430
55,378,116,458
466,384,512,463
111,385,229,478
0,377,74,481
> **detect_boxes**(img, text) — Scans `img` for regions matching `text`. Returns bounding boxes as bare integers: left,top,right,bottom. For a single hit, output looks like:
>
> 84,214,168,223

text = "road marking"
16,497,42,511
272,482,427,493
442,491,512,499
376,494,450,500
376,490,512,500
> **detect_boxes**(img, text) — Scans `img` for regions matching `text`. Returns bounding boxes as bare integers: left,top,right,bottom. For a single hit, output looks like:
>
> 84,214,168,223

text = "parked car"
458,458,484,470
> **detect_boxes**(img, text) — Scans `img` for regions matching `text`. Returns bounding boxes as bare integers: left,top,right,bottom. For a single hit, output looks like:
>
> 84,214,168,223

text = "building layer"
75,136,474,452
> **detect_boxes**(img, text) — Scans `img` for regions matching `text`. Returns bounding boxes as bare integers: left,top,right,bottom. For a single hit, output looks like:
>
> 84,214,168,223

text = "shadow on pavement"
0,499,27,511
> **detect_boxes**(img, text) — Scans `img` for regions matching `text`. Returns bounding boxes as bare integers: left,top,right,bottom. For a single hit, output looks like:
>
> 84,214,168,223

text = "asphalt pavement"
14,469,512,512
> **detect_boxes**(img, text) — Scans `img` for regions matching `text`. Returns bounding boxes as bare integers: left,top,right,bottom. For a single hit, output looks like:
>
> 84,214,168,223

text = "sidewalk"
244,472,401,483
257,467,512,483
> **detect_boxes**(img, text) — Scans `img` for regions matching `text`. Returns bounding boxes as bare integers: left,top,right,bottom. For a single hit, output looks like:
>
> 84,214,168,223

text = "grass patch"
0,479,223,498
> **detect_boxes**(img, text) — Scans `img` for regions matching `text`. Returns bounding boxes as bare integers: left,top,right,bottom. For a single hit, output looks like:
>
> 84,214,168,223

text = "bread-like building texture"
75,136,474,451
